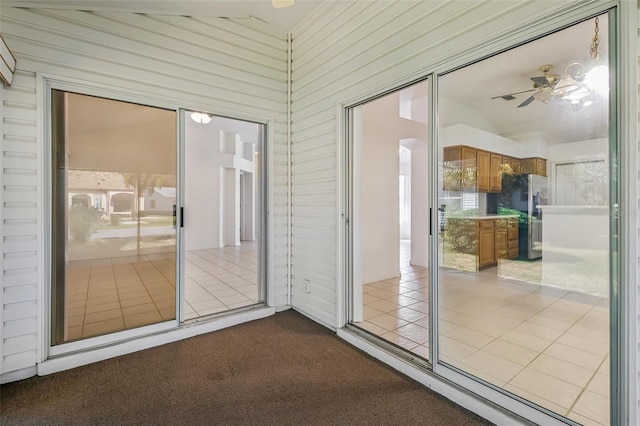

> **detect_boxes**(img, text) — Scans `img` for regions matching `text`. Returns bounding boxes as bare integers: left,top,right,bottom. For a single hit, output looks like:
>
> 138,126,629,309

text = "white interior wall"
361,93,401,283
399,149,411,240
223,167,240,247
185,125,222,250
410,145,429,268
0,7,289,378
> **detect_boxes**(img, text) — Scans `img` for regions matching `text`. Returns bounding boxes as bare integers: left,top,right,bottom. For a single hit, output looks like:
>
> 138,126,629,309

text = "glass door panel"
436,15,611,425
183,112,265,320
51,90,177,345
349,80,431,360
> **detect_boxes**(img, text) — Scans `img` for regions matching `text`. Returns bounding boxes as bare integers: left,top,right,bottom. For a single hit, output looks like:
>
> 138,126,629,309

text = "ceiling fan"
491,65,560,108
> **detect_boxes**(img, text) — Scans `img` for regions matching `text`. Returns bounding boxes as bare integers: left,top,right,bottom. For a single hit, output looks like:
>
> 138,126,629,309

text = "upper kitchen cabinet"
443,145,477,191
443,145,502,193
520,157,547,176
489,153,502,192
502,156,521,174
476,150,491,192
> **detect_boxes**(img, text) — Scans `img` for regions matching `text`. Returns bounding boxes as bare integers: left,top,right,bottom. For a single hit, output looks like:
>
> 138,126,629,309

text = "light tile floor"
64,242,260,342
357,241,609,426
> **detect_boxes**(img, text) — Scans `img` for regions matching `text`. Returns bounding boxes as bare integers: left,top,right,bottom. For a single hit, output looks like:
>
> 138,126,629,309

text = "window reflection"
52,91,177,345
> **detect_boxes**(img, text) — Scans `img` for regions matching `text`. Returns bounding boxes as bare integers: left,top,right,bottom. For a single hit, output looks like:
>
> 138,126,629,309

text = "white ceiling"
0,0,324,33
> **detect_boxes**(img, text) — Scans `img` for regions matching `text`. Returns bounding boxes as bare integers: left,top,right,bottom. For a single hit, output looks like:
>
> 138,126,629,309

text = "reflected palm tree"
120,173,176,251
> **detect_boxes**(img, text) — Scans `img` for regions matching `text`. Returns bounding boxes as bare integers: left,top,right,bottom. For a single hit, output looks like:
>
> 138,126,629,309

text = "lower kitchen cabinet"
445,216,519,271
478,219,496,267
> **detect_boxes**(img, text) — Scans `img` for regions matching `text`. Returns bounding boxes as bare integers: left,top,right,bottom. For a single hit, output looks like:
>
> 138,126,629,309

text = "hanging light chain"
590,17,600,59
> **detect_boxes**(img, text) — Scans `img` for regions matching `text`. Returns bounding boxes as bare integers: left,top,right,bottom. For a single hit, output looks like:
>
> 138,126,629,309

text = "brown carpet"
0,310,492,426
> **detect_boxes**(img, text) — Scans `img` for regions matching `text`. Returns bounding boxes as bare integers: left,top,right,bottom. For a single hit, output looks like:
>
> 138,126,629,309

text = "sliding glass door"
182,112,266,320
436,14,612,425
347,11,618,426
348,80,431,359
51,90,177,345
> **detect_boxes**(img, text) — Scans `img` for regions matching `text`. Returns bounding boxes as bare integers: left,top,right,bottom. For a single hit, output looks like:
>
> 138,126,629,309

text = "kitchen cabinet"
444,216,519,270
489,153,502,192
520,157,547,176
444,146,540,192
497,217,519,259
502,156,521,174
443,146,477,191
478,219,496,267
476,150,490,192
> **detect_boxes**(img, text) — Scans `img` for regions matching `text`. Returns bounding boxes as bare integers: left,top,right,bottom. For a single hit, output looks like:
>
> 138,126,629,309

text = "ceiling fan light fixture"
272,0,294,8
533,89,553,104
584,64,609,93
561,85,589,102
551,76,581,96
190,112,212,124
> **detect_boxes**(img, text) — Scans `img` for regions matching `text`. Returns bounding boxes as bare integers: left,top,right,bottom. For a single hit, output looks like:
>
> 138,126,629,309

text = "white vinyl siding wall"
0,7,289,375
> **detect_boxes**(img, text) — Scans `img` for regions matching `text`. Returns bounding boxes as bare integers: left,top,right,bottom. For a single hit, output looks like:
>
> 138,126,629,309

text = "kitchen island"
538,205,608,297
443,215,519,271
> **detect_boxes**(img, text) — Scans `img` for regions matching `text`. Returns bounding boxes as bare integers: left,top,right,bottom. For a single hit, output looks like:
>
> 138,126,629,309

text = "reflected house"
67,170,135,218
144,187,176,215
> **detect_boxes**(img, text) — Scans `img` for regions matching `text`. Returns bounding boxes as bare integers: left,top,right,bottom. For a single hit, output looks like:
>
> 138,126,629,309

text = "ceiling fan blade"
530,76,552,88
517,95,536,108
490,88,536,101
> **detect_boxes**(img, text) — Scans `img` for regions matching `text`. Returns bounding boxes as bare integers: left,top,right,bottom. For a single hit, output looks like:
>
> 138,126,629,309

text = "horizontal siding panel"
2,270,38,288
3,222,38,237
3,318,38,339
3,252,38,270
293,3,580,114
292,205,336,217
4,37,286,115
292,172,336,186
2,88,37,105
3,284,38,304
2,140,38,155
2,172,38,186
292,192,336,205
3,236,38,254
2,155,38,171
2,301,38,322
291,297,335,327
291,267,337,292
10,8,287,78
2,335,37,356
3,351,37,372
290,135,335,153
2,121,37,139
291,181,335,196
291,239,336,264
2,188,38,204
290,280,336,306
